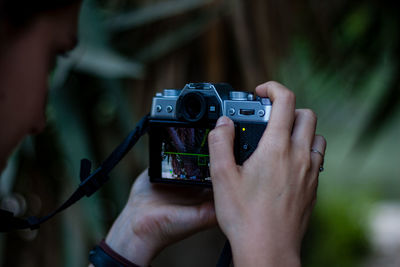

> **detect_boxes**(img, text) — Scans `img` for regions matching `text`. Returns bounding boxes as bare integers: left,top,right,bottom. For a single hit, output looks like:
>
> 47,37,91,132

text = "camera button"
261,98,272,105
166,105,173,113
228,108,236,116
258,110,265,117
209,105,216,112
156,105,162,112
243,144,249,151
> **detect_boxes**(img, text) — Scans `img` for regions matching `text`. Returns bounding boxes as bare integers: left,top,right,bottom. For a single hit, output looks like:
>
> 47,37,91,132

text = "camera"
148,83,271,186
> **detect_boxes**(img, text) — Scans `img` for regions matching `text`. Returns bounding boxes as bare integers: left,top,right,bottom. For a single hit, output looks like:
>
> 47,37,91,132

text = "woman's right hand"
208,81,326,266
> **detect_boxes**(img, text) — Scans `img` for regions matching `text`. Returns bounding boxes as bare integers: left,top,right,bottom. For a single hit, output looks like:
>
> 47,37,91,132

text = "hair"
0,0,81,27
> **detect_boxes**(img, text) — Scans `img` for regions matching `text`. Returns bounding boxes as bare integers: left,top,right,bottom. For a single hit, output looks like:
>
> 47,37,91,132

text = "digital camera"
148,83,271,186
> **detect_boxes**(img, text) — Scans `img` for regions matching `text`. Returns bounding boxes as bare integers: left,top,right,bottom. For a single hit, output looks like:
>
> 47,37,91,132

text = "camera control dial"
230,91,248,101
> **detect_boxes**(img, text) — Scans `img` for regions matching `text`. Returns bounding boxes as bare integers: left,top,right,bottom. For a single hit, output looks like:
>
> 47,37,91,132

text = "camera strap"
0,112,233,267
216,240,232,267
0,114,150,232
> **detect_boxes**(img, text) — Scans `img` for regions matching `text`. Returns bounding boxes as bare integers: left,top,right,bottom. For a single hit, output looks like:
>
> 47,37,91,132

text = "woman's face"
0,2,81,170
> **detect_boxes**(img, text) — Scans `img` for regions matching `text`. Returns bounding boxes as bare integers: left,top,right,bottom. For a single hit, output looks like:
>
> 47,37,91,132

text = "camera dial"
229,91,249,101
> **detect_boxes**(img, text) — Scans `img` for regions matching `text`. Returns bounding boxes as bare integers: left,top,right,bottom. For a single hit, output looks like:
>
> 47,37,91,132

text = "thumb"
160,202,217,244
208,116,236,181
177,201,217,231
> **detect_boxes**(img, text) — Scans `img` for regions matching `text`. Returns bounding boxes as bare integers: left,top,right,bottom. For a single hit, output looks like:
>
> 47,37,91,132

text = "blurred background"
1,0,400,266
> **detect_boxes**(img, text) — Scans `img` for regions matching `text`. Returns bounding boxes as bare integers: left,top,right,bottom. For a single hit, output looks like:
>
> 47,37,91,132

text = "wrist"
227,230,301,267
105,208,160,266
90,241,144,267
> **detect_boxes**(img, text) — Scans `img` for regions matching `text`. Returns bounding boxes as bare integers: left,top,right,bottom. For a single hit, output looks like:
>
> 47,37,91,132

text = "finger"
131,169,150,194
163,187,214,206
179,201,217,231
255,81,296,139
291,109,317,149
208,116,237,182
310,135,327,174
150,201,217,245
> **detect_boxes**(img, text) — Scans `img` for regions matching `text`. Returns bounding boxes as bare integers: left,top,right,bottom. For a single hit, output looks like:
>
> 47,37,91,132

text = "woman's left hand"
105,169,216,266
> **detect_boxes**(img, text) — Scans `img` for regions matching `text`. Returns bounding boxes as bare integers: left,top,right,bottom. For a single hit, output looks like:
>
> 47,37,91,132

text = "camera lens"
180,92,206,122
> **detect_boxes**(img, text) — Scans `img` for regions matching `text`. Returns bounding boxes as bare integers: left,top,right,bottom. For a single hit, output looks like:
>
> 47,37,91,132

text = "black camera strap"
216,240,232,267
0,114,150,232
0,112,233,267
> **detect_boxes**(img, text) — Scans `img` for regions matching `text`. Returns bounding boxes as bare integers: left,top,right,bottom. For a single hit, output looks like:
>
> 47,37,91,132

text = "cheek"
8,36,51,133
0,18,55,166
20,55,49,133
0,52,49,166
27,54,49,130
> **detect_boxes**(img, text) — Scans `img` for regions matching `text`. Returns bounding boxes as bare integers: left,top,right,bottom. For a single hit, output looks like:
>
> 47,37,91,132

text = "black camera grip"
235,122,267,164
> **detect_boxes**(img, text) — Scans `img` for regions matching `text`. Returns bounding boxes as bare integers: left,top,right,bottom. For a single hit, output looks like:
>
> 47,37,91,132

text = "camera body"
148,83,271,186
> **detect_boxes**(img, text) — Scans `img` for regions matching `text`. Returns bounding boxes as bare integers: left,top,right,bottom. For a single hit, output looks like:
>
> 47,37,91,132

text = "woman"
0,0,326,266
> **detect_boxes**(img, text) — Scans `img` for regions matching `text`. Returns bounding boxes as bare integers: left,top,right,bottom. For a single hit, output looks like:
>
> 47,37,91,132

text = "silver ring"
310,149,324,158
311,149,325,172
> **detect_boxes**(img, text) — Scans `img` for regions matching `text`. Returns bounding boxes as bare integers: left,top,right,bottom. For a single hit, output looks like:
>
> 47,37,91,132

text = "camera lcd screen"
160,127,211,182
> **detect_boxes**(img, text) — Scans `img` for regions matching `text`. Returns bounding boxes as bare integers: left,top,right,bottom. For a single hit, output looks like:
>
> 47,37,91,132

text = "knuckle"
265,80,280,88
296,149,312,171
255,82,267,91
256,81,279,95
196,203,216,227
261,133,290,154
210,160,233,177
314,134,327,152
266,80,288,89
303,109,317,122
280,89,296,104
319,135,327,148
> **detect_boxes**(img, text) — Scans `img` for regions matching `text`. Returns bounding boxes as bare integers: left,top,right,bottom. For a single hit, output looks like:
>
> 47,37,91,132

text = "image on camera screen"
160,127,211,182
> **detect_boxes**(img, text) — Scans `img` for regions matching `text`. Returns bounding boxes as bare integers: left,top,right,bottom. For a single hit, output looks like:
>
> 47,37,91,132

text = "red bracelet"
99,239,143,267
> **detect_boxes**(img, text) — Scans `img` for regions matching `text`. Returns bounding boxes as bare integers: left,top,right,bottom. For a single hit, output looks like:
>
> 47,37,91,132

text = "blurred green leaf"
341,4,372,45
73,46,144,78
134,11,220,63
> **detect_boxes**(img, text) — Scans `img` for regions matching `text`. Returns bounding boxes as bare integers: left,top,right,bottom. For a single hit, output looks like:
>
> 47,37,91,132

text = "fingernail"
216,116,230,127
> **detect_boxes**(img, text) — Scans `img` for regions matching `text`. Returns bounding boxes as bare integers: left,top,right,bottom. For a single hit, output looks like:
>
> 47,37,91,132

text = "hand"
105,170,217,266
208,81,326,266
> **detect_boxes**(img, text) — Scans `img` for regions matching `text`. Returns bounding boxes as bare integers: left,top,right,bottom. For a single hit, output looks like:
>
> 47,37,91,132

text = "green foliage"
303,194,372,267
